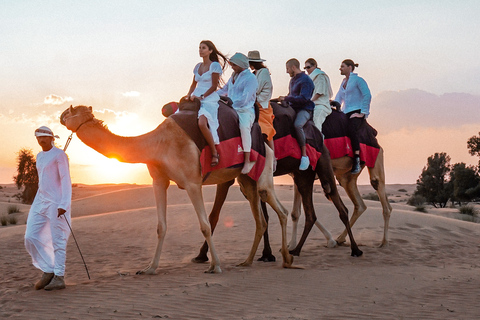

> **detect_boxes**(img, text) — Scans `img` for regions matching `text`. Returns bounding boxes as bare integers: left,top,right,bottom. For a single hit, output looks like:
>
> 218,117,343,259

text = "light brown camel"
60,105,293,274
289,146,392,249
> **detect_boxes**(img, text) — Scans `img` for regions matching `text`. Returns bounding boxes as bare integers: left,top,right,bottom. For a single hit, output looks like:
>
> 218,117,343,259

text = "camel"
193,105,364,262
60,105,293,275
288,146,392,251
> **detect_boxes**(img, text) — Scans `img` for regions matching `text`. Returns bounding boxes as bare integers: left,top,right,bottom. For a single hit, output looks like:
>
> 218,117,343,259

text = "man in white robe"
25,126,72,290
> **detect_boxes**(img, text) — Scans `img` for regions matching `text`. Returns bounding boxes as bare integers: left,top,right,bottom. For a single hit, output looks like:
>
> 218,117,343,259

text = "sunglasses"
304,66,313,70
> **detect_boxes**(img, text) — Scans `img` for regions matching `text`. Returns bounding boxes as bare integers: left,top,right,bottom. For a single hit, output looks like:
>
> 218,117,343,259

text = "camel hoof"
136,266,156,275
257,254,276,262
191,255,209,264
379,241,389,248
289,249,301,257
336,237,346,245
282,254,294,268
351,249,363,257
205,266,222,274
287,242,297,251
327,239,338,248
237,261,252,267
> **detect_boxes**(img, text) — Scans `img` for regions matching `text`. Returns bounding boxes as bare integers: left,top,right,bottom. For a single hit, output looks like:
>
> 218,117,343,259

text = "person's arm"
334,81,345,105
217,77,230,96
200,72,220,99
284,78,313,105
357,77,372,115
256,70,272,108
186,76,197,99
57,152,72,217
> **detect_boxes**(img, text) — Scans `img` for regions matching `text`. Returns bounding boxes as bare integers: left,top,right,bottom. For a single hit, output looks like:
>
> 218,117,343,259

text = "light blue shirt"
218,69,258,113
335,73,372,117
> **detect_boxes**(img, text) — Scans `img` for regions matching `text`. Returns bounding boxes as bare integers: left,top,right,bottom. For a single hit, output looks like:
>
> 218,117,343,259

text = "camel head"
60,105,95,132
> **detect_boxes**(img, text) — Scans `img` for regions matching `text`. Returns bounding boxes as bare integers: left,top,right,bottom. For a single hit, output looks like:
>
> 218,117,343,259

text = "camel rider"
334,59,372,174
217,52,258,175
25,126,72,291
278,58,315,171
304,58,333,131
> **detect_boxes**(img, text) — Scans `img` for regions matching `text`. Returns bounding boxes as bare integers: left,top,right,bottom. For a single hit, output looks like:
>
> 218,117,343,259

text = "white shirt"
254,68,273,109
34,146,72,211
218,69,258,113
309,68,333,108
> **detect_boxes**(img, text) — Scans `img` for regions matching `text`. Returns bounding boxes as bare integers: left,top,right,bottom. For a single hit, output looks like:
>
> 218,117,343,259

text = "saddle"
163,98,266,181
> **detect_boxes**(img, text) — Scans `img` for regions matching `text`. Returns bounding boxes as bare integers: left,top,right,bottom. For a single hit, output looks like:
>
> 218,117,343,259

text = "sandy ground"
1,183,479,319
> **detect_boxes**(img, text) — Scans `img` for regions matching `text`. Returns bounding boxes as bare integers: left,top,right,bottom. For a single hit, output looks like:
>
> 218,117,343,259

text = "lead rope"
62,130,90,279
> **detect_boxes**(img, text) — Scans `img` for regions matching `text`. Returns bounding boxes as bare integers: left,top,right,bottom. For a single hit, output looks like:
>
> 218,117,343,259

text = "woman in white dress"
186,40,227,166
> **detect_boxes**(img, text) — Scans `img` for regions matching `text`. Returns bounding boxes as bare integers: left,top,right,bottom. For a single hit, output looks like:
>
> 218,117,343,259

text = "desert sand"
1,182,479,319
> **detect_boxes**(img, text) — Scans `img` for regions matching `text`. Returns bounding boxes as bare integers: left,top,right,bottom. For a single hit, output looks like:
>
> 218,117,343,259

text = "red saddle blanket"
322,109,380,168
168,100,266,181
270,101,323,171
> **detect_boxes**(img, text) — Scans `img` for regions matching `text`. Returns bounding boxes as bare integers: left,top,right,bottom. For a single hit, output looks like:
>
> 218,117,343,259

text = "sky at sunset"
1,0,479,185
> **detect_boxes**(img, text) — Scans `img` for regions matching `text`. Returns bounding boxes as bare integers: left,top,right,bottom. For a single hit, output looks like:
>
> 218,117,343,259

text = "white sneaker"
299,156,309,171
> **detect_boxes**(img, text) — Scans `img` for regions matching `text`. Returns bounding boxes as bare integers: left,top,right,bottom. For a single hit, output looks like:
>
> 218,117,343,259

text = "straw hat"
247,50,266,62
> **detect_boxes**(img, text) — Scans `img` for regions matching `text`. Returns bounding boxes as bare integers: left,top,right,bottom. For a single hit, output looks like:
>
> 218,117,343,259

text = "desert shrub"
1,216,7,226
398,188,407,192
8,216,17,225
407,194,426,206
8,205,20,214
414,205,427,213
362,192,379,201
459,204,477,216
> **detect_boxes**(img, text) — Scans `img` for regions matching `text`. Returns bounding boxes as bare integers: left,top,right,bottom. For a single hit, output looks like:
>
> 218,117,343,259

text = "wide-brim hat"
247,50,266,62
229,52,250,69
35,126,59,139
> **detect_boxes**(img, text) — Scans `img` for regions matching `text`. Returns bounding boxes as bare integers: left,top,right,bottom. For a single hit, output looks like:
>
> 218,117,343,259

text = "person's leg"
44,209,70,290
238,111,255,174
313,105,331,133
347,113,364,174
199,115,219,166
294,109,312,170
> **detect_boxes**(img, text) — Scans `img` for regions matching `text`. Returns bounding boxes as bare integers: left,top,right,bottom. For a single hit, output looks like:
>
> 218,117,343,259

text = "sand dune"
1,183,479,319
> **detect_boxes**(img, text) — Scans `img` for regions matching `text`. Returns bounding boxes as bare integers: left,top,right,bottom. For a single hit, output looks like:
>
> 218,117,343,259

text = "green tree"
13,148,38,204
415,152,451,208
450,163,480,205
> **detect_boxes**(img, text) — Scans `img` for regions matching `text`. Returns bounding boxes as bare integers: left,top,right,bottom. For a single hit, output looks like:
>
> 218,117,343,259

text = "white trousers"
313,104,332,130
25,202,71,276
236,109,255,152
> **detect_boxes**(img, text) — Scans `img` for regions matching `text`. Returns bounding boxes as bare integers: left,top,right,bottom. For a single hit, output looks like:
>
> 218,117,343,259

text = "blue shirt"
335,73,371,116
284,72,315,111
217,69,258,113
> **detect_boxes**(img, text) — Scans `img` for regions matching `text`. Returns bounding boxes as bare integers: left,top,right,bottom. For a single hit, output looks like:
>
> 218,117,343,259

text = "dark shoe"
351,156,361,174
35,272,54,290
211,153,220,167
44,275,66,291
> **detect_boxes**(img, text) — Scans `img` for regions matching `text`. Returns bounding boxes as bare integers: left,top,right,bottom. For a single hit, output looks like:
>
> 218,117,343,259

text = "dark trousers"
346,109,365,153
294,109,312,147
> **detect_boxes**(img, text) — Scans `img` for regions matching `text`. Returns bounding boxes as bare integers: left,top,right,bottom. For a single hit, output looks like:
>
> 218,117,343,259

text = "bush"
1,216,7,226
398,188,407,192
363,192,379,201
8,216,17,225
459,204,477,216
407,194,426,206
414,205,427,213
8,205,20,214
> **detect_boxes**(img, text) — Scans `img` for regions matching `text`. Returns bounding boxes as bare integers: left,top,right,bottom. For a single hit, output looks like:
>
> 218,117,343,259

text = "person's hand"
57,208,66,217
190,95,199,101
278,96,285,102
349,113,364,119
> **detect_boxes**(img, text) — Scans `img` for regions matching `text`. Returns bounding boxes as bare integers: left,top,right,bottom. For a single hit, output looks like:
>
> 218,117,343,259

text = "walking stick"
62,135,90,279
63,216,91,280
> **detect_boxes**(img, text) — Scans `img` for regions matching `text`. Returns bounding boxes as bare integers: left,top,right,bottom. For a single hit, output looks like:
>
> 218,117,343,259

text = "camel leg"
184,183,221,273
137,173,169,275
368,148,392,247
258,200,276,262
192,179,235,263
335,172,367,245
288,184,302,250
317,147,363,257
237,175,266,267
291,185,337,249
289,171,316,256
257,146,293,267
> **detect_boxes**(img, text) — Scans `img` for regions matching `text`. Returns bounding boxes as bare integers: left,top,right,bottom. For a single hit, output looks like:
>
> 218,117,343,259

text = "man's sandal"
211,154,220,167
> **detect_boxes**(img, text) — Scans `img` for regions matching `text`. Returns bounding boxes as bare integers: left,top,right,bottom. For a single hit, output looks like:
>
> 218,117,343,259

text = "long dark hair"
249,61,267,70
342,59,359,71
200,40,227,72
